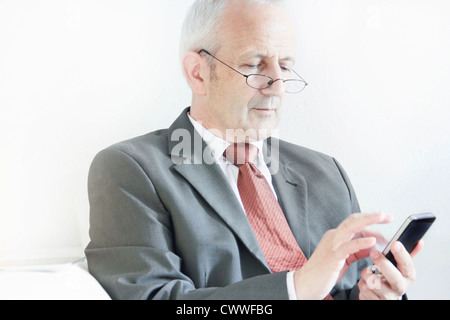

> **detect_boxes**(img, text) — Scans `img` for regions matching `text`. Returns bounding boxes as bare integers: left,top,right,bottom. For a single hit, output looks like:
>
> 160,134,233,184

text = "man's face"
201,2,297,143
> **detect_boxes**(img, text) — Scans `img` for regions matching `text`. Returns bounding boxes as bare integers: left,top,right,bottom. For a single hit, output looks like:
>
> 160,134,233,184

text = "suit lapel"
265,139,312,258
168,109,270,271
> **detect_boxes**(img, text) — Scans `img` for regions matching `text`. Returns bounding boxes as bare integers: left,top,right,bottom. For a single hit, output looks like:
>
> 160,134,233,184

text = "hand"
358,240,424,300
294,212,392,300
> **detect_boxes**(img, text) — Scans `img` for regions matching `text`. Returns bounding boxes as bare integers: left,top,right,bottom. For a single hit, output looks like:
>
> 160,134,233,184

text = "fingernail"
393,241,402,253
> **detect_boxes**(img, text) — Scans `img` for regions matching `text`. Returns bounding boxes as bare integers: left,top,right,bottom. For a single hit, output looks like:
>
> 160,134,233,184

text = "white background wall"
0,0,449,299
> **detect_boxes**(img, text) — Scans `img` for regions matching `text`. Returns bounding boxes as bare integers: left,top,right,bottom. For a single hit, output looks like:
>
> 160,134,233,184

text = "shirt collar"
187,113,264,165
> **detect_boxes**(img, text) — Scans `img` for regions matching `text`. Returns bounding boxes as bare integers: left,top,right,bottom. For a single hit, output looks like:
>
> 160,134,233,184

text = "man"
85,0,422,300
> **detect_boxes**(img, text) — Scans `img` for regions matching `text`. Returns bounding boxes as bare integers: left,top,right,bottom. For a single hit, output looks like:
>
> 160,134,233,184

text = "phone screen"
383,213,435,267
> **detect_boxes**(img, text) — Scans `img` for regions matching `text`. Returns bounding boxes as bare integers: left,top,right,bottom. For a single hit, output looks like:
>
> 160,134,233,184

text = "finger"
360,266,375,283
369,278,400,300
337,237,377,260
361,266,402,300
370,248,409,296
361,267,401,300
358,279,381,300
346,246,374,266
336,212,392,243
391,242,417,281
355,226,389,247
410,239,424,258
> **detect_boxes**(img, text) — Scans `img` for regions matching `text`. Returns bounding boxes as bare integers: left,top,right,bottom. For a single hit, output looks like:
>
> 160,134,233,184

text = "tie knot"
224,143,258,167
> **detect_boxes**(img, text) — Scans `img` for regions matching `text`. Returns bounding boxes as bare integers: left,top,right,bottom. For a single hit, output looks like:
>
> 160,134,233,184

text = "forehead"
218,2,296,60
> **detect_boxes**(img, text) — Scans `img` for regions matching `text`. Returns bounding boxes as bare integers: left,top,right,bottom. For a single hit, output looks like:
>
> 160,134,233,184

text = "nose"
261,78,285,97
260,67,286,96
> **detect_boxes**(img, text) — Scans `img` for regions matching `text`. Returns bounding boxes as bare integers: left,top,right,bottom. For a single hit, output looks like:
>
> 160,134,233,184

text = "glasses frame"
198,49,308,94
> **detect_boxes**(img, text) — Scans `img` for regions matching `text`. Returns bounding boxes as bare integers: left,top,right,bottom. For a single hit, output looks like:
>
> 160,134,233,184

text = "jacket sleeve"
85,147,290,300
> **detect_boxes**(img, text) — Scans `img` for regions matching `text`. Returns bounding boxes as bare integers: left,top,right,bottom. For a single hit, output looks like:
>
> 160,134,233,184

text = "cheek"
215,88,255,117
208,77,272,126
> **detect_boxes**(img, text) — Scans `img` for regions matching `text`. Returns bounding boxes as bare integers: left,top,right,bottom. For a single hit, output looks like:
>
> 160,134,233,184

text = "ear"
182,51,207,96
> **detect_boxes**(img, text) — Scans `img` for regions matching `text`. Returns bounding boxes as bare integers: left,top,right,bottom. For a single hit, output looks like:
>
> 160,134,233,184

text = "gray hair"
179,0,285,62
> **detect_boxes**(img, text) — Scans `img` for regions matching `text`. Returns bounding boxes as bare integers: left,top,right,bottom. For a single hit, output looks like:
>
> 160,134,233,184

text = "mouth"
252,107,276,114
254,107,275,110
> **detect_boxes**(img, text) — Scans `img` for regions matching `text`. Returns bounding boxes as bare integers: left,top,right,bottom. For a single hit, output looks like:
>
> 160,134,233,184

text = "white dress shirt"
188,114,298,300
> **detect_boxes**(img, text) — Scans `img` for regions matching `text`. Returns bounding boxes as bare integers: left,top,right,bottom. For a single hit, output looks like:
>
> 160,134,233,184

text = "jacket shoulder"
106,129,169,157
89,129,171,179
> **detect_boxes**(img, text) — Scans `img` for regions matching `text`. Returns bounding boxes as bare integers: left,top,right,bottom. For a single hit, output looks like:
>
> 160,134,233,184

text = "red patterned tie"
224,143,308,273
225,143,333,300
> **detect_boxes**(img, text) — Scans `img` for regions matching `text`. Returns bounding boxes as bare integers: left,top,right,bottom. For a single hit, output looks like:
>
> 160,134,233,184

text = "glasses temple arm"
198,49,248,78
292,69,308,85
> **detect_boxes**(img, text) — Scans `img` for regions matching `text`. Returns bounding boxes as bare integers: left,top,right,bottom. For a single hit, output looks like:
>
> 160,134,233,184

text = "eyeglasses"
198,49,308,94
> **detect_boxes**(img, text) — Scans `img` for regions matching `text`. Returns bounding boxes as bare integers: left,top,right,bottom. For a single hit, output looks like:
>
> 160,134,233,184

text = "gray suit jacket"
85,108,369,300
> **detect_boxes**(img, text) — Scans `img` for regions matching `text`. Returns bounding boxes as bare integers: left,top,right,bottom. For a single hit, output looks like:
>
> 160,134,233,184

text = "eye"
244,64,262,70
280,65,293,73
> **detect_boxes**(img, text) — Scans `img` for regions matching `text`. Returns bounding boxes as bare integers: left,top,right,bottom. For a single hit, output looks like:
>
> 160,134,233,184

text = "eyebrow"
239,52,296,64
279,57,296,64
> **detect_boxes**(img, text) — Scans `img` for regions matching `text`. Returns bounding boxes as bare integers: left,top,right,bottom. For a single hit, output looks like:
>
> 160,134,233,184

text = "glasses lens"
284,80,307,94
247,75,273,90
247,75,307,93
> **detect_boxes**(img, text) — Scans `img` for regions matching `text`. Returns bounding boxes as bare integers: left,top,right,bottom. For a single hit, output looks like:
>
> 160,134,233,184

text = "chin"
245,123,279,142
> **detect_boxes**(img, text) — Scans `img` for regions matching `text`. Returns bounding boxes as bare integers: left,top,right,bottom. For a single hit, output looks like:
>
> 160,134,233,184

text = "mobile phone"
382,212,436,267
